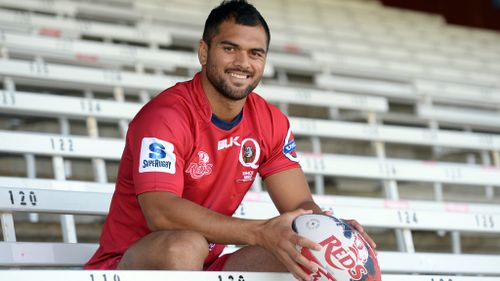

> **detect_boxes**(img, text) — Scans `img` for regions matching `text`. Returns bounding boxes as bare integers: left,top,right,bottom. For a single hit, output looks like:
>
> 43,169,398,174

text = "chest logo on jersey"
239,138,261,169
236,170,255,183
185,151,213,179
139,137,176,174
218,136,240,151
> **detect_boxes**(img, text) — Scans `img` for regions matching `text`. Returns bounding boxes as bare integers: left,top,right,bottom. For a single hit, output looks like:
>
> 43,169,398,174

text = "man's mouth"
227,70,251,79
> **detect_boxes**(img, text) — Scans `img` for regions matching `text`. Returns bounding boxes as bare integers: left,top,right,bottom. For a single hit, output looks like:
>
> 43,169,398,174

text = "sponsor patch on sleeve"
283,128,299,162
139,137,176,174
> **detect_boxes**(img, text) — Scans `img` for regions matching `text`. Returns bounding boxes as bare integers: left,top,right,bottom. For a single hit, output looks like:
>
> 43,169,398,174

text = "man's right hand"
256,209,321,281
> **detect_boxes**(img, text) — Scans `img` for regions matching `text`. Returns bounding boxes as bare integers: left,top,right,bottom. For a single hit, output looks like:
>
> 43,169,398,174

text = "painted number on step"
474,214,495,229
397,210,418,225
8,190,37,206
50,137,75,152
218,274,245,281
90,273,121,281
430,278,453,281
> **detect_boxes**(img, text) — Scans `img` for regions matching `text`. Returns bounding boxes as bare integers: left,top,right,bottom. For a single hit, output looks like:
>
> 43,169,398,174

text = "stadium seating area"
0,0,499,280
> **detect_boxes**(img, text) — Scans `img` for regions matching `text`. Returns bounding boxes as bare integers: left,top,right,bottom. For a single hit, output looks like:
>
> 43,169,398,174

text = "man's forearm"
296,200,323,214
140,192,265,246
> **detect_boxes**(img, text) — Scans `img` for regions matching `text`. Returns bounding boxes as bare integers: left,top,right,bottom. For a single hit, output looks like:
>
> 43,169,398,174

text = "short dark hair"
202,0,270,49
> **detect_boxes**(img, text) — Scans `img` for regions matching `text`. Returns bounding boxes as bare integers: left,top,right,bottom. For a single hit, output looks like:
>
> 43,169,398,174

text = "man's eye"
251,51,265,58
224,46,235,52
252,51,263,57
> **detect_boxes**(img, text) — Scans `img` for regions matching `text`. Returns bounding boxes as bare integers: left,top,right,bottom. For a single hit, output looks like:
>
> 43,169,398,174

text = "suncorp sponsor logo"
283,140,296,154
283,128,299,162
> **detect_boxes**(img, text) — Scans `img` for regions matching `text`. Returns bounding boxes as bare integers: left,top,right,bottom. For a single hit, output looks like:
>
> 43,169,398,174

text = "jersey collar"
192,72,213,122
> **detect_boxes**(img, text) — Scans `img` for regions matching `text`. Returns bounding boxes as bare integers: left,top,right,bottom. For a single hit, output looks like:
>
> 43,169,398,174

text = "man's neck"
201,72,246,122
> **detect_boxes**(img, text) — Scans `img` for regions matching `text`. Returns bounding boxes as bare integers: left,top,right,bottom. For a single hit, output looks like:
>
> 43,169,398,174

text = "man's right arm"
139,191,262,245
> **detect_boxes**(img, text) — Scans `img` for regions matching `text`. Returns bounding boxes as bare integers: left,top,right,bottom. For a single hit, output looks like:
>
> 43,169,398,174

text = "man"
85,1,375,280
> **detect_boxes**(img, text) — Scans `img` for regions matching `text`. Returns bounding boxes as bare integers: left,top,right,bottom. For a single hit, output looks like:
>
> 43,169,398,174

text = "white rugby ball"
292,214,381,281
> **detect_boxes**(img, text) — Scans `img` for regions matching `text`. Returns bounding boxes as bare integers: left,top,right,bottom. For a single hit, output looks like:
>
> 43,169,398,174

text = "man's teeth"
230,72,248,79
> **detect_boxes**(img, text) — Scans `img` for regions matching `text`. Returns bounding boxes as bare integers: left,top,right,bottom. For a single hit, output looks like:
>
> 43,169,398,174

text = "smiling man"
84,1,375,280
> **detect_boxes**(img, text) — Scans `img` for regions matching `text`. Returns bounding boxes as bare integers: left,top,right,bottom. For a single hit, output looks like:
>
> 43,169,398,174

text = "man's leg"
117,230,209,270
222,246,287,272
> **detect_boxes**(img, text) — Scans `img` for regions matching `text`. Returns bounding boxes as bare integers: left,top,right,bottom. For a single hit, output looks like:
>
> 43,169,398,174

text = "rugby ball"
292,214,381,281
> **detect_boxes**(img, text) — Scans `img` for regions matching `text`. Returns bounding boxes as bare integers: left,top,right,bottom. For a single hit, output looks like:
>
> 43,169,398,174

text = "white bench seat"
257,85,388,112
1,270,500,281
2,178,500,235
2,178,500,276
236,200,500,233
4,90,500,154
0,177,113,215
0,66,387,114
315,73,500,108
417,104,500,129
0,31,275,77
0,242,97,267
2,0,500,60
0,130,124,159
0,130,499,186
0,9,173,46
312,51,500,87
0,58,182,92
379,251,500,275
0,90,141,121
299,152,500,187
315,73,414,100
290,117,500,151
415,79,500,107
3,240,500,278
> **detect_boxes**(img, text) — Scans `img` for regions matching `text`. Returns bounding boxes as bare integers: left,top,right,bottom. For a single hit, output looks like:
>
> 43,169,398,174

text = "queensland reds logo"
300,233,370,281
243,145,255,162
319,234,368,280
239,138,260,169
185,151,213,179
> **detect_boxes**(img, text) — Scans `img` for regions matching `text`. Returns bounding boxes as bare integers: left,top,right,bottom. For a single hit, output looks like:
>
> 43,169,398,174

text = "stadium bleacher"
1,0,500,280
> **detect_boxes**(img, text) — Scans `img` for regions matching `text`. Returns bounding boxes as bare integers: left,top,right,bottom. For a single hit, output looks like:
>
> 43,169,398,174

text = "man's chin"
212,77,257,100
228,79,251,88
228,82,254,93
221,88,252,101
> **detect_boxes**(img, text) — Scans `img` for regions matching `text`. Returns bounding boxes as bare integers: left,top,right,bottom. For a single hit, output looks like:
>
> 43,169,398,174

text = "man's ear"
198,39,208,66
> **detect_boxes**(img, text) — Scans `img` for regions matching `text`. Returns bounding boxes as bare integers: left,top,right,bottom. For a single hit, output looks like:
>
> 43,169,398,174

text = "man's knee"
118,230,210,270
161,230,210,261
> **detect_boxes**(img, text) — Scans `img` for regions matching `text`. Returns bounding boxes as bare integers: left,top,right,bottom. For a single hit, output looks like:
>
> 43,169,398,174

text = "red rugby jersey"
85,72,300,268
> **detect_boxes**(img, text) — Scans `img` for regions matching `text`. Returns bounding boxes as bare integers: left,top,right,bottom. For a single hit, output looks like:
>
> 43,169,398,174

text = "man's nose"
233,51,250,69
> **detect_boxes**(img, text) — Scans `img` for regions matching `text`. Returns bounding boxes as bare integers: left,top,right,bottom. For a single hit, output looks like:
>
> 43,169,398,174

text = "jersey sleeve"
258,111,301,179
127,104,190,197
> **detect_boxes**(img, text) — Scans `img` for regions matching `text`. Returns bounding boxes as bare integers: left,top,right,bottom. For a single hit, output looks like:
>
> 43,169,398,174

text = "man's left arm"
264,168,321,214
264,167,376,250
